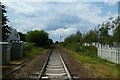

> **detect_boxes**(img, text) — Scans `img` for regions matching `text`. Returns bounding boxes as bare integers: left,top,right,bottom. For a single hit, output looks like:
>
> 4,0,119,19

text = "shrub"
23,43,44,58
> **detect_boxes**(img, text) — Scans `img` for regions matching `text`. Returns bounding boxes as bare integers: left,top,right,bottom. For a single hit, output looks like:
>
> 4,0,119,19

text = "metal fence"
97,46,120,64
1,42,23,64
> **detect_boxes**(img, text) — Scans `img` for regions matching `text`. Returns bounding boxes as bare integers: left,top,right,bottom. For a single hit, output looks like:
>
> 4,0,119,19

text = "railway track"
30,47,73,80
2,46,95,80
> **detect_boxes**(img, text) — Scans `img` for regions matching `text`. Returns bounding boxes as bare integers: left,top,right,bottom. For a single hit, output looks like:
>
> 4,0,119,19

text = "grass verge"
61,43,119,78
23,43,45,58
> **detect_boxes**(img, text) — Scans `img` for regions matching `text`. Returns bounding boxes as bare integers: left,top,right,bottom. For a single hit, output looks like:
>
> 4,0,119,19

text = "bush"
84,46,97,56
23,43,44,58
60,43,97,56
61,43,85,52
26,30,53,47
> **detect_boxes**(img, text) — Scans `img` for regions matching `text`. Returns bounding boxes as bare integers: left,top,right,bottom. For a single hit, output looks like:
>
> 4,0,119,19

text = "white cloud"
47,27,78,42
8,20,47,33
69,3,117,24
3,0,119,2
4,2,37,13
5,2,116,25
48,27,77,37
104,0,118,6
3,0,77,2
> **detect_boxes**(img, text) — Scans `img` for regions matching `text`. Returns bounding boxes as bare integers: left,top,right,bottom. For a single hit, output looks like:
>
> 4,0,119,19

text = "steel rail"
57,47,73,80
2,60,26,78
37,49,52,80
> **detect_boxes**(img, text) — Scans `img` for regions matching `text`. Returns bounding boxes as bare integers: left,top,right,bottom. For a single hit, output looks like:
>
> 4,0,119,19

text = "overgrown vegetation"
60,43,119,78
61,43,97,55
23,43,45,58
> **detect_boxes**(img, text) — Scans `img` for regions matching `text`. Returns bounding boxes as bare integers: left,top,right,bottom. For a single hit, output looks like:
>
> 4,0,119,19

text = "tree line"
64,16,120,46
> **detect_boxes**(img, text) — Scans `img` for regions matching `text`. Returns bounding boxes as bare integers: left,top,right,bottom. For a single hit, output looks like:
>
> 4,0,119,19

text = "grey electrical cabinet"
10,42,22,59
1,42,10,64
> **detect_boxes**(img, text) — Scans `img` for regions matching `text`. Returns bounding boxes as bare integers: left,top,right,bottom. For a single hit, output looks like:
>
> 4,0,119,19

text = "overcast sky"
3,0,119,42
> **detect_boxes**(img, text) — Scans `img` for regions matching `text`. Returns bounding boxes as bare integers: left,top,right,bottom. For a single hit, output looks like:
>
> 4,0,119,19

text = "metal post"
118,42,120,79
8,42,12,61
0,42,2,79
60,36,62,42
0,5,2,79
118,42,120,64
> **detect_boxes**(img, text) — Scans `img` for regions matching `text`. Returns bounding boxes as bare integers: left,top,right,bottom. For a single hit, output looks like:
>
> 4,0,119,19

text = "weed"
61,44,119,78
23,43,45,58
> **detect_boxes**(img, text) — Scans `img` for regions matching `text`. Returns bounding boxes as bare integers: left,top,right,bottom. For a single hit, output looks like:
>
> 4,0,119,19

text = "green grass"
61,43,119,78
23,43,45,58
65,49,119,78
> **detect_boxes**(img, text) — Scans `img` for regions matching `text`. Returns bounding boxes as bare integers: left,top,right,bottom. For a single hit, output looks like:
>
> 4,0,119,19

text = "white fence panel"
97,46,120,64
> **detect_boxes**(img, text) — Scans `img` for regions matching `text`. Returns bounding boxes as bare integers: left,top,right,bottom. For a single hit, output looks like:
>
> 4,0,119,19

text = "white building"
7,29,20,43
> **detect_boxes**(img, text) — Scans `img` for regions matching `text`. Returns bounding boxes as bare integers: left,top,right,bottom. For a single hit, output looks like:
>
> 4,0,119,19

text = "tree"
100,16,120,45
18,32,26,41
48,39,53,45
112,16,120,44
0,2,11,41
113,22,120,44
64,34,75,43
82,29,98,44
74,31,82,43
98,23,111,45
55,41,59,44
64,31,83,44
26,30,52,47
